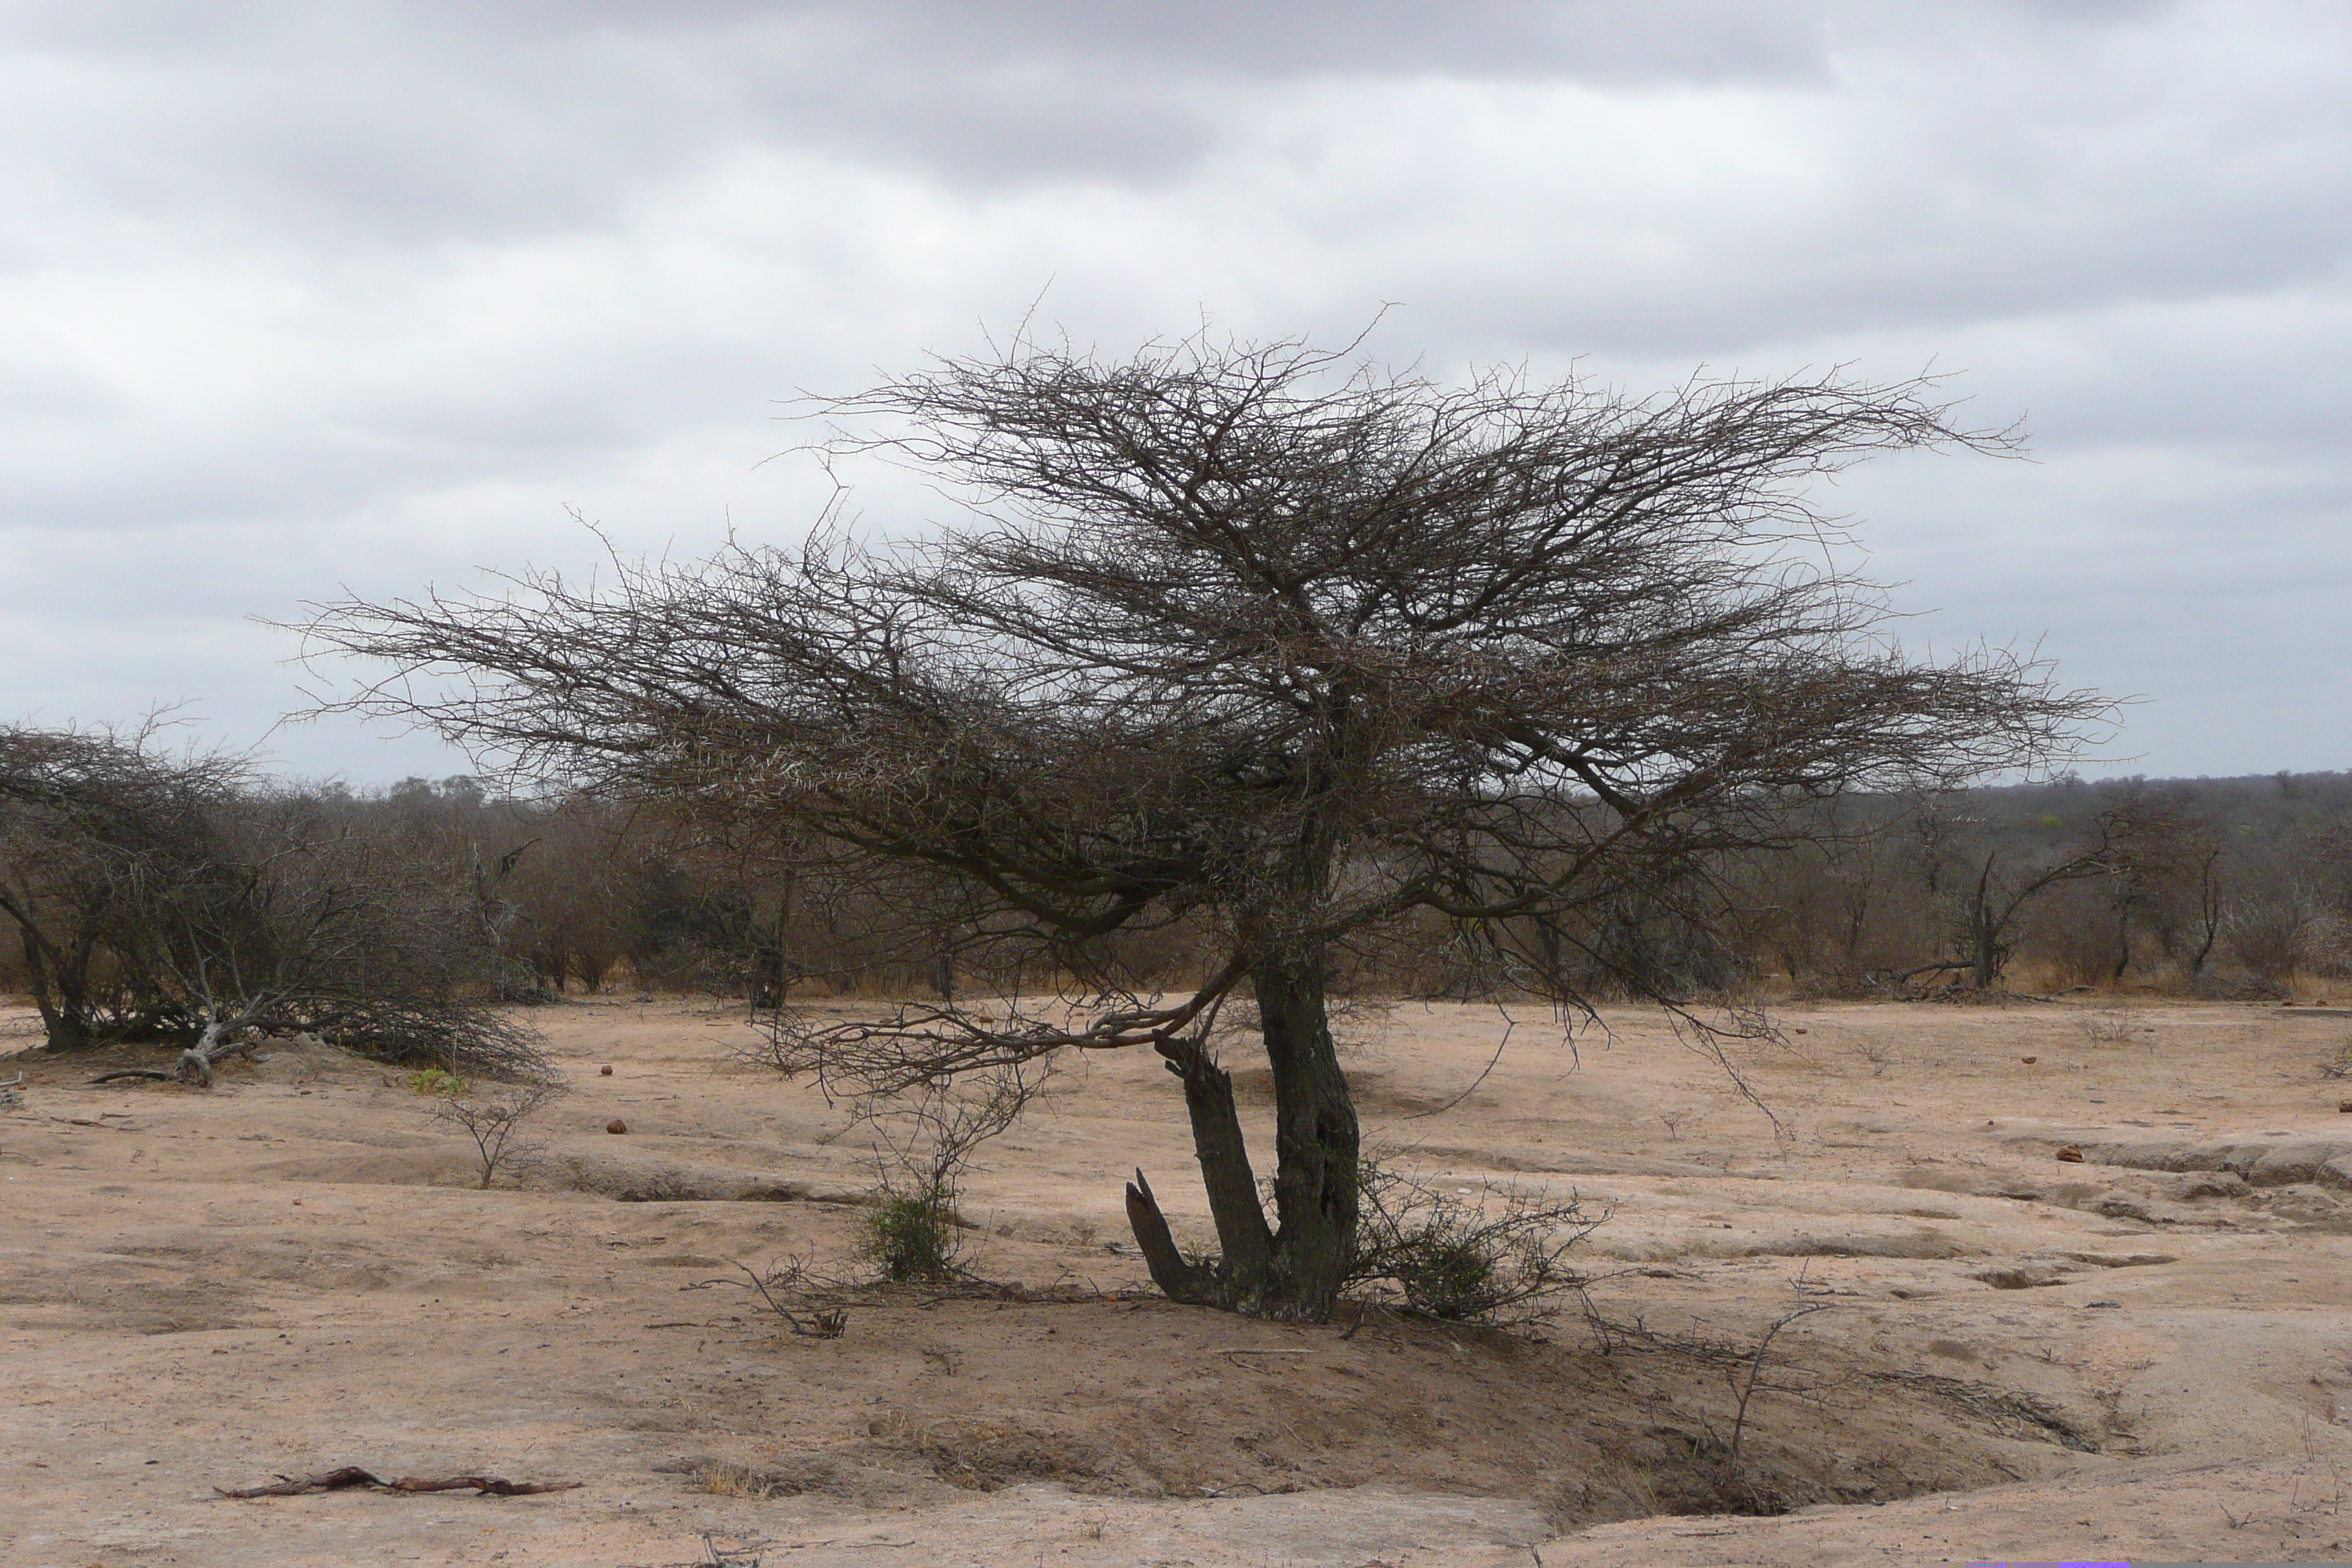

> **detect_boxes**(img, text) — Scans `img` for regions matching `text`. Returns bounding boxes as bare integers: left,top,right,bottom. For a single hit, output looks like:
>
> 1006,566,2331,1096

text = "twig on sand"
215,1466,582,1499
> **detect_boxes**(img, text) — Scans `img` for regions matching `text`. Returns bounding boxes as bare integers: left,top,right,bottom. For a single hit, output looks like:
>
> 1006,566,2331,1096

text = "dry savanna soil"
5,995,2352,1566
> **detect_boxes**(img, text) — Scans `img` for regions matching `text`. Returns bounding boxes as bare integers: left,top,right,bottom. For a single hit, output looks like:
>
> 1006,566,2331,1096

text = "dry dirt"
5,995,2352,1566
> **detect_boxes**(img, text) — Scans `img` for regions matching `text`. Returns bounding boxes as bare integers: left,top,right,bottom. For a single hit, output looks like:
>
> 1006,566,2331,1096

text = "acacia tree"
304,334,2101,1319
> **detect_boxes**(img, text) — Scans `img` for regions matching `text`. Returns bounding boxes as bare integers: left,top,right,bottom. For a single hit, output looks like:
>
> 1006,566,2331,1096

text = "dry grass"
2078,1006,2148,1047
690,1461,791,1499
864,1409,1128,1492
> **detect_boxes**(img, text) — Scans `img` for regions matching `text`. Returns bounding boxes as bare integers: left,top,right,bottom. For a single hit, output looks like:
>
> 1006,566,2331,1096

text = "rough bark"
1970,855,2002,990
1123,957,1361,1319
1254,953,1360,1321
1156,1035,1275,1292
1123,1169,1218,1305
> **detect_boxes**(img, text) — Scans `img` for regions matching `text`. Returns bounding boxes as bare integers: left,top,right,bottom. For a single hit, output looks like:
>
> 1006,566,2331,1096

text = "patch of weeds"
2078,1007,2144,1047
693,1461,791,1499
862,1193,959,1281
409,1067,467,1096
864,1410,1121,1492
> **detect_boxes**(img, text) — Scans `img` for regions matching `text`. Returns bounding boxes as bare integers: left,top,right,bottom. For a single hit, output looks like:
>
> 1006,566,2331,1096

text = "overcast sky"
4,0,2345,783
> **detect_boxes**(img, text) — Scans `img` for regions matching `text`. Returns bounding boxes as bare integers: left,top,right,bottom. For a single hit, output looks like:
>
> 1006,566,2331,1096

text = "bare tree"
303,331,2103,1319
0,721,241,1049
1891,790,2184,991
435,1079,564,1188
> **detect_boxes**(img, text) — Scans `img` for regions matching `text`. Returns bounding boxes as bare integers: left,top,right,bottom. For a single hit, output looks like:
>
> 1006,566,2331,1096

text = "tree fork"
1123,1169,1220,1305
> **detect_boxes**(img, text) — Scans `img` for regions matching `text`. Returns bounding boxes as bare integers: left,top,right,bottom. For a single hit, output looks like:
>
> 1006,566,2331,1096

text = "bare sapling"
434,1079,564,1188
1720,1279,1837,1503
858,1060,1051,1281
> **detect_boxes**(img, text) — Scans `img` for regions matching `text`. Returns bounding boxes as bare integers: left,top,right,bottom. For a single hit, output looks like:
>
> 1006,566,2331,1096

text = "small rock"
2056,1145,2084,1163
601,1066,614,1077
2338,1099,2351,1114
607,1119,628,1135
2021,1056,2038,1065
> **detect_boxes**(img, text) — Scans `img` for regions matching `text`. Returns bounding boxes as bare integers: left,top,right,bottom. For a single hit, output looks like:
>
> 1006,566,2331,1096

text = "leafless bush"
434,1079,564,1188
2078,1006,2144,1046
1345,1156,1602,1323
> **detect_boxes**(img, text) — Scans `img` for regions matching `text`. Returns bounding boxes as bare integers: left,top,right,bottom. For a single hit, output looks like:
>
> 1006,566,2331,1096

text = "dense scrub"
11,765,2348,1017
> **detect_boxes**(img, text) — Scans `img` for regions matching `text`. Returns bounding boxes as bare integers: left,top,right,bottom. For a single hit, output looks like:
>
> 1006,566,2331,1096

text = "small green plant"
410,1067,468,1096
862,1192,960,1281
853,1060,1051,1284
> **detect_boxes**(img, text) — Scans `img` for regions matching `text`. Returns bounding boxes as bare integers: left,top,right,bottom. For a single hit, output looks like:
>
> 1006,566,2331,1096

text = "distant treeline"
7,742,2350,1052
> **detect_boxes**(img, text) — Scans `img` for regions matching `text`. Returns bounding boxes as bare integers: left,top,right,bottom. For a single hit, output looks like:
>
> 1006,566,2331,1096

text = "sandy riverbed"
4,995,2350,1565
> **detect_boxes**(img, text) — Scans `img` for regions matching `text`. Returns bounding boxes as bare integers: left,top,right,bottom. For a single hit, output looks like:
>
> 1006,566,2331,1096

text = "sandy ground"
5,995,2352,1567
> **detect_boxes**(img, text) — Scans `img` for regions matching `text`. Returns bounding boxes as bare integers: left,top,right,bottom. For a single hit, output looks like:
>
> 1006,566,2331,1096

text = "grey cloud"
1,0,2346,776
1,0,1831,243
0,0,2225,249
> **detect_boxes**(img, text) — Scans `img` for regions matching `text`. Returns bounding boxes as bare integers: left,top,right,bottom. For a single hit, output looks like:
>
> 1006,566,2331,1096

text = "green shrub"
861,1192,959,1281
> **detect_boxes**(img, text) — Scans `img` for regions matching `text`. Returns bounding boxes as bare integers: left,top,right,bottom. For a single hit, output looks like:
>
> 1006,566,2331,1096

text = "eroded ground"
4,997,2351,1566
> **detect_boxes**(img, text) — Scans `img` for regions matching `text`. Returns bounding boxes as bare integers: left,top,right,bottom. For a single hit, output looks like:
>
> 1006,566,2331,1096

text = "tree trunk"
1123,1169,1218,1304
11,925,82,1049
1970,854,2001,990
1125,949,1361,1320
176,1009,259,1087
1253,951,1360,1322
1153,1034,1274,1297
2190,852,2222,976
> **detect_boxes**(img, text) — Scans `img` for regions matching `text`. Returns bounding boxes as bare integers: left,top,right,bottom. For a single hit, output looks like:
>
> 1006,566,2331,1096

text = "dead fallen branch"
216,1466,582,1499
685,1259,848,1338
90,1069,175,1084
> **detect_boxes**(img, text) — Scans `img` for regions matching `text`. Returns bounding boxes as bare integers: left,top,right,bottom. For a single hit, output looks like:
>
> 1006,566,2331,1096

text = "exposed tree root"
216,1466,582,1499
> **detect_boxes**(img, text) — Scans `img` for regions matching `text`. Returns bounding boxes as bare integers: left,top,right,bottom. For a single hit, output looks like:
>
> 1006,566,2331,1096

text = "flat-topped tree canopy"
304,330,2105,1318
